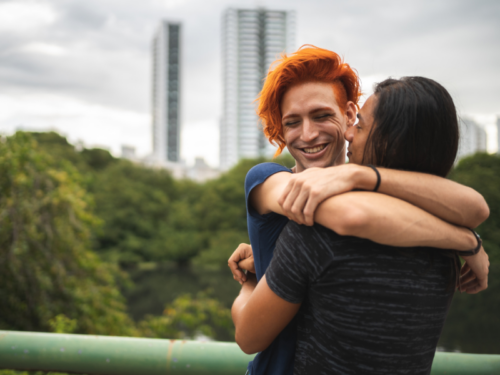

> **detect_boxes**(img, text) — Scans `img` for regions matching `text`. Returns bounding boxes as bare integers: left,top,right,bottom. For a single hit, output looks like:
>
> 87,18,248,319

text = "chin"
301,159,335,170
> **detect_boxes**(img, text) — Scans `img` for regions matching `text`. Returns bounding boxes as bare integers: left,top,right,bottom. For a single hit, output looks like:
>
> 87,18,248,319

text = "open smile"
299,143,329,159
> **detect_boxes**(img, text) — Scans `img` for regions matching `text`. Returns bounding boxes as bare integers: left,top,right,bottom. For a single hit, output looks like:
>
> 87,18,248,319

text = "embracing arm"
278,164,489,228
251,172,477,251
232,273,300,354
353,165,489,228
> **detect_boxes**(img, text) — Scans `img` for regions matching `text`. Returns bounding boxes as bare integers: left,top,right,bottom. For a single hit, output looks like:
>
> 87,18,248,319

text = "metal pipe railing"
1,330,499,375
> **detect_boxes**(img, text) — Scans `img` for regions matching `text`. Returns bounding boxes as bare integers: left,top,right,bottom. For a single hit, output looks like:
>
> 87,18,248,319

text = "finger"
238,258,253,272
460,278,479,292
241,243,253,257
232,274,243,286
228,256,246,282
230,264,245,282
459,272,477,286
281,179,301,215
290,188,310,225
460,263,470,276
464,282,486,294
278,179,294,207
302,189,323,226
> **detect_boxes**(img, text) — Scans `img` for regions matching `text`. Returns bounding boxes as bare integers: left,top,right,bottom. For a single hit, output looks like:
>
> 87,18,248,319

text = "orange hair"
257,45,362,156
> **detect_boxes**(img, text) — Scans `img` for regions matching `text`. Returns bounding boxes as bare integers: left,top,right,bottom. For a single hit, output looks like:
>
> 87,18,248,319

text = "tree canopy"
2,131,498,357
0,132,135,336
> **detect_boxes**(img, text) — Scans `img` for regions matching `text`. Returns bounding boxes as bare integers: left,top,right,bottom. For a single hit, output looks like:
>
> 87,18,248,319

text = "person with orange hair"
229,46,489,374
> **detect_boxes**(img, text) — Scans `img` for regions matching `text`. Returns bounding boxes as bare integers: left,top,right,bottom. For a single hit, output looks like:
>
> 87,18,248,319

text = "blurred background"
0,0,499,365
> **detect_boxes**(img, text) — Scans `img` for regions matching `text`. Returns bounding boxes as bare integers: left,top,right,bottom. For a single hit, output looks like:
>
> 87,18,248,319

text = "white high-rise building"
220,8,295,170
152,21,181,163
457,117,487,161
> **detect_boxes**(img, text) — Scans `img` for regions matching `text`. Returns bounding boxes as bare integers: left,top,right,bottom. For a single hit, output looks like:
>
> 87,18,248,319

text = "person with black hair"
232,77,489,375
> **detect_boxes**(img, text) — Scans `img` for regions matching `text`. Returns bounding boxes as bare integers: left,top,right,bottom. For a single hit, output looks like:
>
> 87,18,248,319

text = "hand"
228,243,255,284
278,164,359,226
459,246,489,294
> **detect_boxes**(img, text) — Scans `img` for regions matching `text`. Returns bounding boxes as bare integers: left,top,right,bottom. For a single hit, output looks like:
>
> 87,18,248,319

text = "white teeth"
303,145,326,154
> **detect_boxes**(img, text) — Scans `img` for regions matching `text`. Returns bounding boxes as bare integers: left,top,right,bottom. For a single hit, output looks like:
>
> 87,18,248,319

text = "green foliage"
48,314,77,334
193,231,250,269
0,132,135,336
439,264,500,353
26,132,294,269
449,153,500,263
90,161,204,266
139,290,234,341
80,148,117,171
0,371,67,375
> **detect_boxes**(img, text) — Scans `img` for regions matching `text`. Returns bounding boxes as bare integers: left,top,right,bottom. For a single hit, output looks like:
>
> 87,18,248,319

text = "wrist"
456,228,480,252
461,246,484,259
352,164,378,191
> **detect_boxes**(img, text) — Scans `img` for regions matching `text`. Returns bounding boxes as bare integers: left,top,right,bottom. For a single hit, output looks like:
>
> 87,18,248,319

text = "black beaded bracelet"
366,164,381,192
460,229,482,256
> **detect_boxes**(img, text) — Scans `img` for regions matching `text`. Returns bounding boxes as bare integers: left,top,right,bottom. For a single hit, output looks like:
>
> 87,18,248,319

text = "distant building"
186,157,221,182
121,145,136,161
220,8,295,170
152,20,181,163
457,117,487,160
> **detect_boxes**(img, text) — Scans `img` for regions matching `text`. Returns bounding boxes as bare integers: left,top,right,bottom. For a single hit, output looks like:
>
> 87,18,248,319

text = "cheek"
283,127,299,143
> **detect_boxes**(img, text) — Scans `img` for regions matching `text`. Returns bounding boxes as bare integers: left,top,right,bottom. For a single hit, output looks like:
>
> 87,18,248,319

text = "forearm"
353,165,489,228
232,274,257,330
315,191,477,250
232,274,300,354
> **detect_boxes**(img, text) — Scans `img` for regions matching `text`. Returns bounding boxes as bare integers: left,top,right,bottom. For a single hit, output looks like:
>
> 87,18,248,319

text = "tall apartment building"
457,117,487,160
220,8,295,170
152,20,181,163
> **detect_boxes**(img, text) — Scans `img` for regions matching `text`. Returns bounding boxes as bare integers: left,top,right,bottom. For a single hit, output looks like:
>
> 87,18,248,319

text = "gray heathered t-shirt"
266,222,456,375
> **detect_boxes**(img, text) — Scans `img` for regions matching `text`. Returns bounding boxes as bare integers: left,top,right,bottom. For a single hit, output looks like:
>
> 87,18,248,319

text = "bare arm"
354,165,490,228
278,164,489,228
232,273,300,354
252,172,477,251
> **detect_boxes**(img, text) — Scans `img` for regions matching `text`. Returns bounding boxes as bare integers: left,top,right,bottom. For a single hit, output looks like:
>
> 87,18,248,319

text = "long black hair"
362,77,459,177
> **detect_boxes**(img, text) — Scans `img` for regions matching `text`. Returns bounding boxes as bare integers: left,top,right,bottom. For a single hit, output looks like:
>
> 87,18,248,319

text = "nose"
344,125,354,142
301,118,320,143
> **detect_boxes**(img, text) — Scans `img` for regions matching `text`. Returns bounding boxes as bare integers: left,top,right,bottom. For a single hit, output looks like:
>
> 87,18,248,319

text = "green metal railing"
1,330,499,375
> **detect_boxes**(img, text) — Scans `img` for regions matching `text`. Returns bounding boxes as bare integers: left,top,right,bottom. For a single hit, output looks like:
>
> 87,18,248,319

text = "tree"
193,154,294,268
0,132,135,336
449,153,500,263
139,291,234,341
437,153,500,354
90,161,204,266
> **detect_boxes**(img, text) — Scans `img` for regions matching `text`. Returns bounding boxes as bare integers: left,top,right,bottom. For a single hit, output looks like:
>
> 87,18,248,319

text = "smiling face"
281,81,356,172
345,94,377,165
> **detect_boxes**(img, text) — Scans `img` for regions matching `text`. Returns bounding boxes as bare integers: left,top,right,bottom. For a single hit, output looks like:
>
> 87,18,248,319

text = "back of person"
266,221,456,375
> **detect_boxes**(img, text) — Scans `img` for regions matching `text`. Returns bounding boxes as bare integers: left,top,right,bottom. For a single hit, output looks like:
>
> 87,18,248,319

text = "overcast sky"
0,0,499,167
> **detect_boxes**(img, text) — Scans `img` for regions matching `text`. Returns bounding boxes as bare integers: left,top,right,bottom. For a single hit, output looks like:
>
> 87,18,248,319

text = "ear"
344,101,357,127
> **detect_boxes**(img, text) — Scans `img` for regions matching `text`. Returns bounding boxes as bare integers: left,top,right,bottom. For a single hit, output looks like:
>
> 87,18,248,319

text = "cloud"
0,1,57,33
0,92,150,156
0,0,498,166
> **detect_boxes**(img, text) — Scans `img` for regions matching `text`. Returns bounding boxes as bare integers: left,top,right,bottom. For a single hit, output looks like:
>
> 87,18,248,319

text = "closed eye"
315,114,332,120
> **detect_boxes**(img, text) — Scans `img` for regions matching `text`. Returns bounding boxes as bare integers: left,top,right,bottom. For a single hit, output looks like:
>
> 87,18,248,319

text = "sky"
0,0,499,167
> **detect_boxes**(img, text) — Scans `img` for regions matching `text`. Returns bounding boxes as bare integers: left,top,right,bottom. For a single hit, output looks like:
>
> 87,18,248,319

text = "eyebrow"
357,113,363,120
282,107,335,120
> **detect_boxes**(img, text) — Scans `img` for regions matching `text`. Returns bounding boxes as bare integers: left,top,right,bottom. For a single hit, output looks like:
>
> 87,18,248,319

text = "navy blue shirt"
244,162,296,375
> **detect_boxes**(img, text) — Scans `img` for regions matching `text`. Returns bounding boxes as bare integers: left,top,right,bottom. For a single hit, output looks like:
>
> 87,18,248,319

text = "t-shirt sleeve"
265,221,314,304
244,162,292,218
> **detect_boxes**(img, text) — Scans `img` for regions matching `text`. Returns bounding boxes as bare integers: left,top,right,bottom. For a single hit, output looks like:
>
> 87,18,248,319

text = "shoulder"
245,162,292,196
